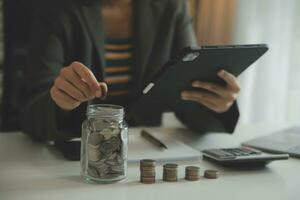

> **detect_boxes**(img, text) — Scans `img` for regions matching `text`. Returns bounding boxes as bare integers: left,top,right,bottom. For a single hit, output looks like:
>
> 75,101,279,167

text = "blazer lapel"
79,0,165,86
132,0,165,89
79,1,106,81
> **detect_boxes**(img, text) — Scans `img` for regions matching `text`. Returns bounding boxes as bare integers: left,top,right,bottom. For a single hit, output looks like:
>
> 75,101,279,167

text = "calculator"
202,147,289,167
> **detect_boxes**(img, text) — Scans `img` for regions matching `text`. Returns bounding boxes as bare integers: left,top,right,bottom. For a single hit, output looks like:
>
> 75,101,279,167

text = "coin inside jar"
87,126,125,179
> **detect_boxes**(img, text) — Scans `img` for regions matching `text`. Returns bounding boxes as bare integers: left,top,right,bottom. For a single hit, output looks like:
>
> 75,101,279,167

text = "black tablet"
141,44,268,111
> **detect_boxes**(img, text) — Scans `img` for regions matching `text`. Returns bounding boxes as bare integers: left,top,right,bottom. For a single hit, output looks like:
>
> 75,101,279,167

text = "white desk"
0,124,299,200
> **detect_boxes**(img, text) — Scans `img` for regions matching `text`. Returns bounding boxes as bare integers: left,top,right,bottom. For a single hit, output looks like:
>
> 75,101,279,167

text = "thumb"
96,82,108,100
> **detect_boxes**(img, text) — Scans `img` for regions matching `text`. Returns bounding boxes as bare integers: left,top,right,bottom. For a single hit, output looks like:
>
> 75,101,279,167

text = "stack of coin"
204,169,219,179
185,166,200,181
140,159,156,184
163,163,178,182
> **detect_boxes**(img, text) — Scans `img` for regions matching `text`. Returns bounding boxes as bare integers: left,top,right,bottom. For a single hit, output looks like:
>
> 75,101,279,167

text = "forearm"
21,91,83,142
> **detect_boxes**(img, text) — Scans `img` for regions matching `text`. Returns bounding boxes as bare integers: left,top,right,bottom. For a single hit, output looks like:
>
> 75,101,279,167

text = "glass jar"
81,104,128,183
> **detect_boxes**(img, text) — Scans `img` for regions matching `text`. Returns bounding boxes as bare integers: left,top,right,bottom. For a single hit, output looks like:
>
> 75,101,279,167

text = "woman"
22,0,240,141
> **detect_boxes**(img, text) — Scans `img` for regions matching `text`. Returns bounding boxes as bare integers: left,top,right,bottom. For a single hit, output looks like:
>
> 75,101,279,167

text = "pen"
141,129,168,150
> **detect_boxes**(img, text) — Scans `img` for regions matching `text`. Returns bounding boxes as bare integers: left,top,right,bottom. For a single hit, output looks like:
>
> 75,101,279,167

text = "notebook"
128,130,201,163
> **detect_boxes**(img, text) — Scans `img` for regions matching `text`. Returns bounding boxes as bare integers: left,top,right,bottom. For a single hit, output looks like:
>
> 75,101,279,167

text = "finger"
61,68,95,99
50,86,81,111
54,77,86,102
192,81,237,102
192,81,228,97
181,91,221,105
181,93,218,111
71,62,100,91
181,91,230,113
218,70,241,92
188,97,218,111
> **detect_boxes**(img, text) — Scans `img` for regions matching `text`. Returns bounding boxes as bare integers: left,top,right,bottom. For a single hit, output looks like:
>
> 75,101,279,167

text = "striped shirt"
104,38,133,97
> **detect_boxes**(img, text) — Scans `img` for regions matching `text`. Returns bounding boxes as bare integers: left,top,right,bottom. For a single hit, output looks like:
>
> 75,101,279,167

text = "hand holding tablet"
181,69,241,113
142,44,269,112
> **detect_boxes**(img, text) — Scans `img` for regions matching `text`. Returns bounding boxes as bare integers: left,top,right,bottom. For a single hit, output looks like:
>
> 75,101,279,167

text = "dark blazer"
21,0,239,141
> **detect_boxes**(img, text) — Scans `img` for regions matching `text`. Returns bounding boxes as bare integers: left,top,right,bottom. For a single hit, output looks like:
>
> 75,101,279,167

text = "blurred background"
0,0,299,131
189,0,300,127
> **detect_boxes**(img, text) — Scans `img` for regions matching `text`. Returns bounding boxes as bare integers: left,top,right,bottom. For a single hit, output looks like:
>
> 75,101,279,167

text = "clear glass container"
81,104,128,183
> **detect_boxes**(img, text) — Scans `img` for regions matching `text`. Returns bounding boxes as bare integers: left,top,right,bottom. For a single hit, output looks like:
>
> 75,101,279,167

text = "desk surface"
0,124,299,200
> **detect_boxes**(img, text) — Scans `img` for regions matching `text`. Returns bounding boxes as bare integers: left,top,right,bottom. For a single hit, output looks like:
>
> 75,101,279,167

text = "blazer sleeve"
171,1,240,133
21,7,84,142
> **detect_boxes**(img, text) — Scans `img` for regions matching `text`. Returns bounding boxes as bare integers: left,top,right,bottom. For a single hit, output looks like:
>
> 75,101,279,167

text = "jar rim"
87,104,124,119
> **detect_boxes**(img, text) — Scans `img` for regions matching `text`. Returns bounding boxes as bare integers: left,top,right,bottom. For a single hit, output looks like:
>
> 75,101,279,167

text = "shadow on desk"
61,176,194,187
60,175,157,187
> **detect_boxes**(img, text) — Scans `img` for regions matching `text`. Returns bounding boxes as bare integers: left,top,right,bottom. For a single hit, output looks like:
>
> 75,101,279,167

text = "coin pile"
140,159,156,184
87,119,126,179
185,166,200,181
204,169,219,179
163,163,178,182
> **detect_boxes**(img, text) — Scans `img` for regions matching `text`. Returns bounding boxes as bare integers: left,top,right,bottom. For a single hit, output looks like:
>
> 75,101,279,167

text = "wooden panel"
189,0,236,45
188,0,197,19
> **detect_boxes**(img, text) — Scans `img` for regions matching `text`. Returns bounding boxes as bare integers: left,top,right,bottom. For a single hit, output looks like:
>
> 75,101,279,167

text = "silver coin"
88,133,104,145
141,170,156,177
185,166,200,171
163,163,178,169
87,165,99,178
88,145,101,161
140,159,156,167
204,169,219,179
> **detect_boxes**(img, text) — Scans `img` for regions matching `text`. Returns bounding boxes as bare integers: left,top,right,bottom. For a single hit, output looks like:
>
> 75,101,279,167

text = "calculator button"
241,147,262,154
204,150,235,158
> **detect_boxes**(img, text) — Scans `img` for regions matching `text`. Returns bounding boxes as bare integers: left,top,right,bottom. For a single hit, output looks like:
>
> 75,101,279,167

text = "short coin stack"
185,166,200,181
163,163,178,182
204,169,219,179
140,159,156,184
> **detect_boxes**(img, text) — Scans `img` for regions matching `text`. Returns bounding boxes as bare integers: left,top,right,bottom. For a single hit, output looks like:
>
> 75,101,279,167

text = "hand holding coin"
50,61,108,111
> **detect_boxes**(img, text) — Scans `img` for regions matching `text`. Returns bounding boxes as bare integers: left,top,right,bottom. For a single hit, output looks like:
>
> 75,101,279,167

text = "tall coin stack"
163,163,178,182
185,166,200,181
140,159,156,184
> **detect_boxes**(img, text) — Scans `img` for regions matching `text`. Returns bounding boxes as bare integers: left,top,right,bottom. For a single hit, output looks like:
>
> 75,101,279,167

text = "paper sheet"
128,131,201,163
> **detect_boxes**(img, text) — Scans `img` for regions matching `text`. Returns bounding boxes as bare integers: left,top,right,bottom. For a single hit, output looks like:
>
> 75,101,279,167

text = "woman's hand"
50,62,108,111
181,69,240,113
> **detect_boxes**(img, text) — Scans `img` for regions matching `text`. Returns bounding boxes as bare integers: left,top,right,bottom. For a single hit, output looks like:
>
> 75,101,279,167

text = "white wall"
234,0,300,125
